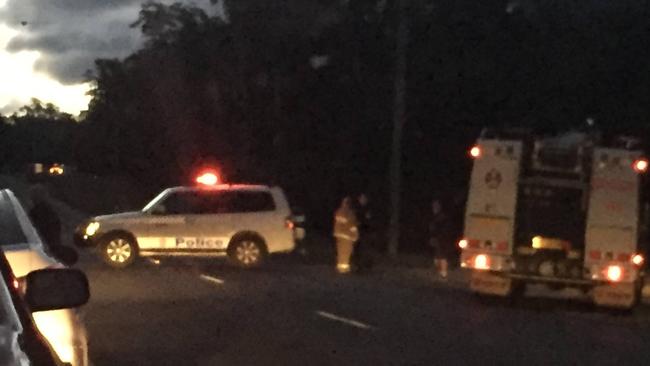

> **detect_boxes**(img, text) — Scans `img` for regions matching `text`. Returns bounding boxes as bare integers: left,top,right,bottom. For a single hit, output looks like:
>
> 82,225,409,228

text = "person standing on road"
428,199,454,279
28,184,62,250
352,193,374,272
333,196,359,274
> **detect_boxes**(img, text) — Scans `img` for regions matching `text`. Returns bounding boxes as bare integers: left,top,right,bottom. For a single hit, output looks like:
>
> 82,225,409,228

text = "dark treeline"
2,0,650,248
0,99,78,171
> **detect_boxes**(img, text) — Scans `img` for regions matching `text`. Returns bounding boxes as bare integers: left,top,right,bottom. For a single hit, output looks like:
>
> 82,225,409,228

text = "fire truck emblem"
485,169,502,189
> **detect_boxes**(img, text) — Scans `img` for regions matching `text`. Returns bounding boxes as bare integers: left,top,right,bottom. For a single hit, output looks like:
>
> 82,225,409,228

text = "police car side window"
196,191,275,214
226,191,276,213
199,192,228,214
162,192,204,215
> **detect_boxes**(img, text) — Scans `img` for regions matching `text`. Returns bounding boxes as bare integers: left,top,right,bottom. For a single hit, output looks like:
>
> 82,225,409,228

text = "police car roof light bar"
196,171,219,186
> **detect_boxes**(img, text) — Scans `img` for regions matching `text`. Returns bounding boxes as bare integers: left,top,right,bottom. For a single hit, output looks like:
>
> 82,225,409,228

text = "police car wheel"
101,235,137,268
230,238,265,268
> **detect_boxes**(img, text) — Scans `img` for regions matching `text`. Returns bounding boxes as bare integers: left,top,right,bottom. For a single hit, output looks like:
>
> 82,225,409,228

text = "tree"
3,99,77,168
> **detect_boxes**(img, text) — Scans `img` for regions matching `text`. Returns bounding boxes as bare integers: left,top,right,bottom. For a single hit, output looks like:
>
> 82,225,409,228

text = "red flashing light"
458,239,468,249
196,171,219,186
606,265,623,282
632,254,644,267
469,146,481,159
634,158,648,173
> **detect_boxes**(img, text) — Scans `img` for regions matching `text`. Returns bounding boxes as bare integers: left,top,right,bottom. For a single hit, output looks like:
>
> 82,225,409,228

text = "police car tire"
100,233,138,268
228,237,266,268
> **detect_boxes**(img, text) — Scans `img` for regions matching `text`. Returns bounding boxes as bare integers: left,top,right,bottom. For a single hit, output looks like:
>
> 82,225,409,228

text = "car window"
159,192,204,215
199,191,275,214
225,191,276,213
0,193,28,246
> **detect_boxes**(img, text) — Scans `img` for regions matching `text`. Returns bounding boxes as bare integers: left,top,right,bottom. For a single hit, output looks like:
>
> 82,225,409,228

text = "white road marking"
147,258,161,265
316,310,374,330
200,274,225,285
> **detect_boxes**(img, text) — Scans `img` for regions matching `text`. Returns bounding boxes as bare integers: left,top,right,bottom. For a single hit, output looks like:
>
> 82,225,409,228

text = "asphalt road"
73,251,650,366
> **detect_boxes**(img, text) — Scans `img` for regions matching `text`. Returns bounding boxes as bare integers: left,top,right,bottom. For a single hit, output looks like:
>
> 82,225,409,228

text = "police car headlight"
85,222,100,237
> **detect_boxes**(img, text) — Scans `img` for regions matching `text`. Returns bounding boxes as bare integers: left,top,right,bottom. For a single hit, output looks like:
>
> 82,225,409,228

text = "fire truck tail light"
632,254,644,266
633,158,648,173
474,254,489,270
458,239,468,249
606,265,623,282
469,146,481,159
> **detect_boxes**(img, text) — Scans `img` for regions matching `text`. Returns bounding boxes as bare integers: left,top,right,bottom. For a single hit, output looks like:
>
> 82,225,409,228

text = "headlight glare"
85,222,100,237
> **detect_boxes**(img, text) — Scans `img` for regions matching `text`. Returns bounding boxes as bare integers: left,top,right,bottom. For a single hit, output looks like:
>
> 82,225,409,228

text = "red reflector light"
632,254,644,266
458,239,468,249
196,172,219,186
634,158,648,173
589,250,602,260
617,253,631,262
606,265,623,282
474,254,489,270
469,146,481,159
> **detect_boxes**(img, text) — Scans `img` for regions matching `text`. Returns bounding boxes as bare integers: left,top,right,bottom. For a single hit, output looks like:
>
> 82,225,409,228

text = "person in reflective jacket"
333,196,359,274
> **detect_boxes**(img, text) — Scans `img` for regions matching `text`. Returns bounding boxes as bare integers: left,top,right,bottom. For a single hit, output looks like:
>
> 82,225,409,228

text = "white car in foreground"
0,189,88,366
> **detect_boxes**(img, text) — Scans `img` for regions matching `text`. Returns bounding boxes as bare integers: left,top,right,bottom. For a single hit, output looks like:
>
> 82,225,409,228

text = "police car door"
140,191,200,251
187,190,231,252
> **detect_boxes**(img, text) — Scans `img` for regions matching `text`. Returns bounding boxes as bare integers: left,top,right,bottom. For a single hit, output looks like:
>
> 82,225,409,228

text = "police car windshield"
142,190,170,213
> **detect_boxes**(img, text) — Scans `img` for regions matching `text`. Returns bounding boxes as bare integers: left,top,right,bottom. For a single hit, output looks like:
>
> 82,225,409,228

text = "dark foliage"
3,0,650,248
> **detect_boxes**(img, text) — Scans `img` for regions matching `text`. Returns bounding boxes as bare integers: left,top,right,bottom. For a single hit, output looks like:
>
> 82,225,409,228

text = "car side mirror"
51,246,79,266
25,269,90,312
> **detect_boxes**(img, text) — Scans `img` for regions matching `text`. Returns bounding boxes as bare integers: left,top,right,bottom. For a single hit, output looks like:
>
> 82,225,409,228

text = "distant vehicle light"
196,172,219,186
12,278,19,290
469,146,481,159
531,236,542,249
632,254,644,266
49,164,64,175
458,239,468,249
633,158,648,173
474,254,489,270
606,265,623,282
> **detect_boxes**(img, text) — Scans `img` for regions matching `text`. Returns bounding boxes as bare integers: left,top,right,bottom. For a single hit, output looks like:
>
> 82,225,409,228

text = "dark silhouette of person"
428,199,455,279
352,193,375,272
28,185,62,250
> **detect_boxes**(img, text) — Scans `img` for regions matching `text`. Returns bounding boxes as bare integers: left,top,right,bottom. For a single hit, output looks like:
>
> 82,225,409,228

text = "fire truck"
459,129,648,309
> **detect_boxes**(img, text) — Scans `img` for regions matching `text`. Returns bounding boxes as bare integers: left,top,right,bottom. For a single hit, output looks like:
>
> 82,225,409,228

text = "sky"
0,0,220,116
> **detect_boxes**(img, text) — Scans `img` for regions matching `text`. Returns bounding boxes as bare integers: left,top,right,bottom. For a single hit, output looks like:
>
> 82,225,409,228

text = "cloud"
0,0,219,84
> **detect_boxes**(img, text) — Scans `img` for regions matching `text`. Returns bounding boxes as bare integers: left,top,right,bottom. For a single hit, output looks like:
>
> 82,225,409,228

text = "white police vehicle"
75,180,301,269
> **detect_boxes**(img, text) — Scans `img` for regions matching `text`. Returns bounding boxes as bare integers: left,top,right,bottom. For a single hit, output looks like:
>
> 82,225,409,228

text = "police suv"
75,182,302,268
